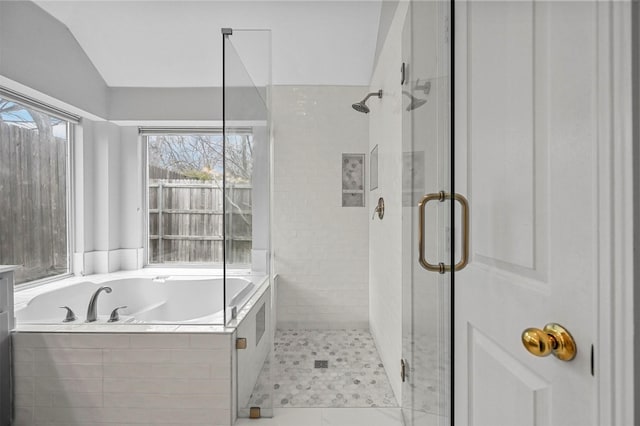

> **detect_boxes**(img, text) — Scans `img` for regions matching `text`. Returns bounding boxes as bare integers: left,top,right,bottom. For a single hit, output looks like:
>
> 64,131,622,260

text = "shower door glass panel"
401,1,452,425
223,29,274,419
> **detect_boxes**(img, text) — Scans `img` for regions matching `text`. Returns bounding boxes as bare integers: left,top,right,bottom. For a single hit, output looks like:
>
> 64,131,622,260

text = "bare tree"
148,134,253,183
148,133,255,228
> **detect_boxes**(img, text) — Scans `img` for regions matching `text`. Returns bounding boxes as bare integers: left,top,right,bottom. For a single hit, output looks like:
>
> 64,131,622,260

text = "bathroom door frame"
452,1,636,424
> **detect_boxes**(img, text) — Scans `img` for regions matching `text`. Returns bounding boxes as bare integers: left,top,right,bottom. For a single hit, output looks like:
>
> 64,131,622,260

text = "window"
0,96,72,284
146,131,253,264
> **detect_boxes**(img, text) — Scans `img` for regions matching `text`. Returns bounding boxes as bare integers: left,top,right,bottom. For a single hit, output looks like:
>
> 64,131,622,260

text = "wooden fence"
148,180,252,264
0,122,68,284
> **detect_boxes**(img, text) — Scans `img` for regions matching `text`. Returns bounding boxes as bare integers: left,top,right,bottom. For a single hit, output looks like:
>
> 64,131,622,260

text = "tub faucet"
86,286,112,322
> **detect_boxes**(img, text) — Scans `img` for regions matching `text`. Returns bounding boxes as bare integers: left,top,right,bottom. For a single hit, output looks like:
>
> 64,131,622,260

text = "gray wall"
0,2,267,122
109,87,267,122
0,1,109,118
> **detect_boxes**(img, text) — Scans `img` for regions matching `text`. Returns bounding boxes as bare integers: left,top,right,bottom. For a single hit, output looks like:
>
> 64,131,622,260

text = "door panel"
456,2,596,425
470,1,537,271
470,326,551,426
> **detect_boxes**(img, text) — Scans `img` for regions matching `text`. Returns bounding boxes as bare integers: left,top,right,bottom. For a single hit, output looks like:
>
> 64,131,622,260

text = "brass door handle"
521,323,577,361
418,191,469,273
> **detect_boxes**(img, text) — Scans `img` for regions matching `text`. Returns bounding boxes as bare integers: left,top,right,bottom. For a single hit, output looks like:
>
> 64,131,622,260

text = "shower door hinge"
236,337,247,350
400,358,407,382
249,407,261,419
401,62,407,85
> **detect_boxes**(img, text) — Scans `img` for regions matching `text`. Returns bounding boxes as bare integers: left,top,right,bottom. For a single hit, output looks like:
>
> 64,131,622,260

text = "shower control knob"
372,197,384,220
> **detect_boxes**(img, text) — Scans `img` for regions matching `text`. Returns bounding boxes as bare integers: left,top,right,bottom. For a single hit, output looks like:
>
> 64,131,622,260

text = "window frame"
141,129,253,269
0,91,76,288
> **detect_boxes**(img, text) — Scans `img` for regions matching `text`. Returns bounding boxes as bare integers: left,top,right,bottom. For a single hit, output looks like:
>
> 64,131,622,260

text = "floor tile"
235,408,323,426
321,408,403,426
248,329,398,409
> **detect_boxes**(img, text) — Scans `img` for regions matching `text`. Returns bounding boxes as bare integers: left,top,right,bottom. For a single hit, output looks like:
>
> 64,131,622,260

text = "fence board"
0,122,68,284
148,180,252,264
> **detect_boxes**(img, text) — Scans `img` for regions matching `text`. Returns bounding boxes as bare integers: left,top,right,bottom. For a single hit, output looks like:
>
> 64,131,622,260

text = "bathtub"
15,271,262,325
11,270,274,425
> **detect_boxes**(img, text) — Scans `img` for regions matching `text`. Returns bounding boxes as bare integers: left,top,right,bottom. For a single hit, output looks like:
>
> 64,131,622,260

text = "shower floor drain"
314,360,329,368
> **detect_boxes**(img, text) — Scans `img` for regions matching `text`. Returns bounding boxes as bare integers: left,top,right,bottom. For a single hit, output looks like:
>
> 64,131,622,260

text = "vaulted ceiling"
34,1,383,87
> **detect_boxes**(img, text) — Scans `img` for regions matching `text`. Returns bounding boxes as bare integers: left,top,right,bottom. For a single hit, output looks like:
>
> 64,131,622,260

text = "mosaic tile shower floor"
248,329,398,408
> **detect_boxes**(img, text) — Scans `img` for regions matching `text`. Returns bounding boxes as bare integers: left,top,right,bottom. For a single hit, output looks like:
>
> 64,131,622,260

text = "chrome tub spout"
86,286,112,322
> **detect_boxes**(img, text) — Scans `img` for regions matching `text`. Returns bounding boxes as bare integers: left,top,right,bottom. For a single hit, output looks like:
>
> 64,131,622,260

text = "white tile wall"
12,332,233,425
237,289,271,411
272,86,370,329
368,2,410,404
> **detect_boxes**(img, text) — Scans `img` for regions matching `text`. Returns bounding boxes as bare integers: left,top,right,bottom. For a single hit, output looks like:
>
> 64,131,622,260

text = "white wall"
119,127,143,253
74,121,143,275
368,1,409,403
272,86,369,329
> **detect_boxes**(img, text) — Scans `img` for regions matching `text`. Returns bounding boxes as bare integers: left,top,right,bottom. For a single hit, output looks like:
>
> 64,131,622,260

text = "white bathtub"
15,273,261,325
11,271,274,426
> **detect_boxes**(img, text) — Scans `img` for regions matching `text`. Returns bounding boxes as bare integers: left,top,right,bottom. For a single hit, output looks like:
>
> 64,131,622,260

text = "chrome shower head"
352,90,383,114
352,102,370,113
402,91,428,111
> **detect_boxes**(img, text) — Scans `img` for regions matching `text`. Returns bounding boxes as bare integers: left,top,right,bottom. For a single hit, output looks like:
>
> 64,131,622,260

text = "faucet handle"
59,306,77,322
108,306,128,323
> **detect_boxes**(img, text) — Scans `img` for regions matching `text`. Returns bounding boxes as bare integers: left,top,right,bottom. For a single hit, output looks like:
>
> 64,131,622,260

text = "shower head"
352,90,383,114
352,102,370,114
402,91,428,111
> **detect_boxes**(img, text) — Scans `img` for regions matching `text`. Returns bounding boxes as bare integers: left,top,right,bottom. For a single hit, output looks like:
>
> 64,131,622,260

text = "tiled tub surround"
15,269,262,325
12,330,235,425
249,329,398,408
12,274,274,425
236,287,273,418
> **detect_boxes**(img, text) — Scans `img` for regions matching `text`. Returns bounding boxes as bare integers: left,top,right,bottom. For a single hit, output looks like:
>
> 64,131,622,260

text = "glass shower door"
401,1,457,425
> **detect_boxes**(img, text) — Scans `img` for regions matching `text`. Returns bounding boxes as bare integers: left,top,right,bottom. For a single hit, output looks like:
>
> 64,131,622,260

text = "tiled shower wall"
12,331,233,425
272,86,370,329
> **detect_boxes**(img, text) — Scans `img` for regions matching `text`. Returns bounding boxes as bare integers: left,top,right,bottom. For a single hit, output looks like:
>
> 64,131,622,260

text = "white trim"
0,76,105,122
2,90,76,288
142,134,150,265
612,2,635,424
13,273,74,291
141,131,258,268
138,126,251,135
66,122,75,283
597,1,635,425
0,86,80,123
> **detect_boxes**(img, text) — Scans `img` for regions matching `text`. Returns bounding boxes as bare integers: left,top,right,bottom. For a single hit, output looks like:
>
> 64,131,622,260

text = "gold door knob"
521,323,577,361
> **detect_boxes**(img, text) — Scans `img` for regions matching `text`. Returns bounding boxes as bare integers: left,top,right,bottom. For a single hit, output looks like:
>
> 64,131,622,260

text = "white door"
454,2,601,425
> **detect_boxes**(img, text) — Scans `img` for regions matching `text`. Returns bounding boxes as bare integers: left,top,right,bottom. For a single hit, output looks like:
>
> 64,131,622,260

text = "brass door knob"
521,323,577,361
